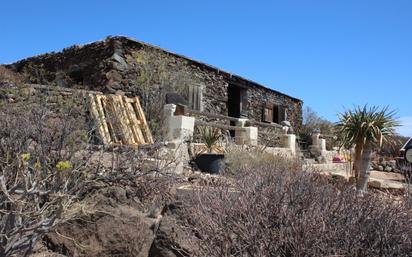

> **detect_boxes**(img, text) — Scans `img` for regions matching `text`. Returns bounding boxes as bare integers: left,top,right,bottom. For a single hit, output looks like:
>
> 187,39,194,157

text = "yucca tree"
336,105,400,194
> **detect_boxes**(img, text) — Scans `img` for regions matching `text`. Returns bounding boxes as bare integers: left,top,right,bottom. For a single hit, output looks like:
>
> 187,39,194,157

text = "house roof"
9,35,303,103
113,36,302,103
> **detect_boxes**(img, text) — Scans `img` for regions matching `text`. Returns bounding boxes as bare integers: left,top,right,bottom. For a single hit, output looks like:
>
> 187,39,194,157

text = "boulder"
149,204,198,257
46,186,159,257
388,160,397,168
105,70,122,81
112,53,128,68
368,180,382,188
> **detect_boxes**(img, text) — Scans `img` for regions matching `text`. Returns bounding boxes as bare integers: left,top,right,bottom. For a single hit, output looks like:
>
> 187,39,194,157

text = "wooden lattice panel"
89,94,153,145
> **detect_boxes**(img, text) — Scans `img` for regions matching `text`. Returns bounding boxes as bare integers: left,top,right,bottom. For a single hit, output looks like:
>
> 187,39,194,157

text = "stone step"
303,162,349,172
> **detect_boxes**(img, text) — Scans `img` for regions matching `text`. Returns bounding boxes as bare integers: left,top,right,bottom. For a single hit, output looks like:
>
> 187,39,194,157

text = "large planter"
195,153,225,174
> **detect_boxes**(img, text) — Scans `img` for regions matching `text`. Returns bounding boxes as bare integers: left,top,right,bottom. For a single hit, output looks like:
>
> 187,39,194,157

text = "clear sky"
1,0,411,136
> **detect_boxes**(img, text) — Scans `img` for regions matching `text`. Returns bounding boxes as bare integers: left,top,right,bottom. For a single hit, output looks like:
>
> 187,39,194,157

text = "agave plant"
336,105,400,194
198,126,223,153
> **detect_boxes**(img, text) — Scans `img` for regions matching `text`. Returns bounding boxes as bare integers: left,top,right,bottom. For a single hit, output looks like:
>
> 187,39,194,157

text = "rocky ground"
27,170,230,257
29,161,410,257
371,158,399,173
1,67,410,257
306,162,408,191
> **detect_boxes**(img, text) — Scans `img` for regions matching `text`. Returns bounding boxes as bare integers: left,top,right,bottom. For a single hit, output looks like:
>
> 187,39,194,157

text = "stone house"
8,36,303,134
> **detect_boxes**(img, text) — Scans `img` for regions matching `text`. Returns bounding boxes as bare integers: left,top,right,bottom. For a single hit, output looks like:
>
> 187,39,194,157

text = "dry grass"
223,145,300,177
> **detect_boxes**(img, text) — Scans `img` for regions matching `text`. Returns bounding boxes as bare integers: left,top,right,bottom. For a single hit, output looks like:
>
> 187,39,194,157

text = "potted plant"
194,126,225,174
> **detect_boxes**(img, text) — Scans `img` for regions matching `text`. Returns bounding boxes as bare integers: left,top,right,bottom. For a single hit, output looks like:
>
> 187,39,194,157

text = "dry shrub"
401,163,412,208
93,144,184,209
299,106,337,150
183,155,412,257
224,145,300,177
258,127,284,147
0,65,25,85
379,135,409,158
0,92,91,256
0,88,183,256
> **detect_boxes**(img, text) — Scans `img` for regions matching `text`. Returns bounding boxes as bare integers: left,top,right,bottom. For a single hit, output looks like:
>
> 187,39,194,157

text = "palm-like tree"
336,105,400,194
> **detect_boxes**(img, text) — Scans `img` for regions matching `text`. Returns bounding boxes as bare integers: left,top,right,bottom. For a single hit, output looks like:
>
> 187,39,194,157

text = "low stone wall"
371,159,398,172
0,83,90,135
263,146,295,158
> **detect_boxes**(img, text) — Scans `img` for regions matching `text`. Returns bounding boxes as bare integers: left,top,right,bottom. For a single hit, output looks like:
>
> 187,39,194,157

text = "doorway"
227,84,248,137
227,84,241,118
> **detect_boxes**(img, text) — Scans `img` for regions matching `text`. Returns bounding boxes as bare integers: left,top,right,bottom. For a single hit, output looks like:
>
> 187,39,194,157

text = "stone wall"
0,83,90,135
10,40,113,91
8,36,302,131
247,85,303,131
120,40,229,116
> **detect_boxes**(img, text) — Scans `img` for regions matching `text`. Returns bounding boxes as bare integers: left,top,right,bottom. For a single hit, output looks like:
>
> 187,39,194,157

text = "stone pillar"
234,118,258,146
234,118,247,145
309,131,328,162
312,132,321,147
164,104,176,118
283,134,296,155
320,138,326,152
235,118,248,128
236,127,258,146
163,104,195,143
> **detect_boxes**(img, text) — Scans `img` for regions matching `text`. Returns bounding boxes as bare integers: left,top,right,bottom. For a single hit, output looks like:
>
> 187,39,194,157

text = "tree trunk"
356,142,373,195
353,142,363,179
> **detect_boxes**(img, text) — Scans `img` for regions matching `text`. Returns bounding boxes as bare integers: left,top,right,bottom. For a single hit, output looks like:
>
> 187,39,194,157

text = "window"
262,103,287,124
188,84,203,111
273,105,287,123
262,103,273,123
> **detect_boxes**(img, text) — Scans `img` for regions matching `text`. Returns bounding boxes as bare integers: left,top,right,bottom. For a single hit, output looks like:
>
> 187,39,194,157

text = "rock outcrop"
45,186,158,257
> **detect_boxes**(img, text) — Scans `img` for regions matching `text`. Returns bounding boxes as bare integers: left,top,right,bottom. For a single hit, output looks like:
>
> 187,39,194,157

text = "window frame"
188,83,204,111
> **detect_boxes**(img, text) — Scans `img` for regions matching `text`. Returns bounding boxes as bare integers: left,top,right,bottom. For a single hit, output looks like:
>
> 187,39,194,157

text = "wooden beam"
132,97,153,144
90,94,112,144
114,95,135,144
188,110,241,123
246,120,283,129
123,96,145,144
99,95,120,144
194,120,245,131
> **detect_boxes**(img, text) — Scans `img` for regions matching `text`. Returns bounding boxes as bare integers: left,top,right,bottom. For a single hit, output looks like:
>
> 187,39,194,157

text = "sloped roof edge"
11,35,303,103
115,36,302,103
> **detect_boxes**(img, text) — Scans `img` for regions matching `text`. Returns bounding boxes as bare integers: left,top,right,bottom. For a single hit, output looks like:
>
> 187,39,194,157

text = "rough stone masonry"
7,36,303,134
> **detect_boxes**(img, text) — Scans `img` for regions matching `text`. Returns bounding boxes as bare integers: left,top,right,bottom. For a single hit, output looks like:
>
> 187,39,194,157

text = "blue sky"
1,0,411,136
